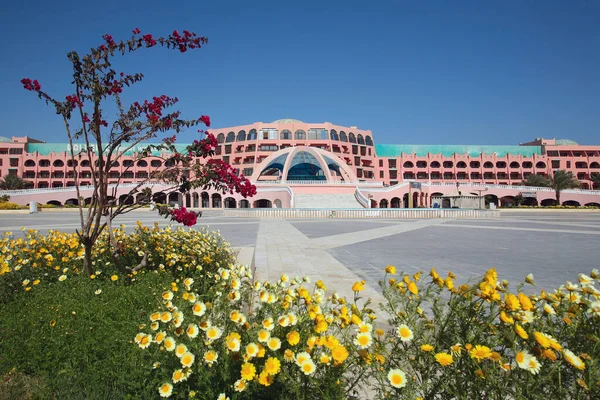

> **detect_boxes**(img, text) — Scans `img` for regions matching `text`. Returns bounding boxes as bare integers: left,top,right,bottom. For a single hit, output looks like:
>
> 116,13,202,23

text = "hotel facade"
1,118,600,208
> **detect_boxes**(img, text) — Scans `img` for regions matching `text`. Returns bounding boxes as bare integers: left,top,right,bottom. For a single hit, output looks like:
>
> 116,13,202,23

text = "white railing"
426,182,600,195
0,181,168,196
224,208,500,219
354,188,370,208
254,180,361,185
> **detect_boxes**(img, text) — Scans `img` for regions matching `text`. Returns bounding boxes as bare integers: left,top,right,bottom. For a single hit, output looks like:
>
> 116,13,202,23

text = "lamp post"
475,187,489,209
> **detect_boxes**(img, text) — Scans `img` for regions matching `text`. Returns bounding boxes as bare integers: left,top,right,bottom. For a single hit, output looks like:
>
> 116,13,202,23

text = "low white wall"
223,208,500,219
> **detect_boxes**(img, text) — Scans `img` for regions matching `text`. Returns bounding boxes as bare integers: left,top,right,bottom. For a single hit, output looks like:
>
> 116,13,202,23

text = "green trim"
375,144,542,158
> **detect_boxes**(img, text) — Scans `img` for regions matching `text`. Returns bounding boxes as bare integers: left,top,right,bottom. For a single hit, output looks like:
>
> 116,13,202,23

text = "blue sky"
1,0,598,145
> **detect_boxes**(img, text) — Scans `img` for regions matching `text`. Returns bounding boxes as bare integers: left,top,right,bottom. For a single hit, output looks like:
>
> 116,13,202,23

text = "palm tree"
522,174,550,187
549,170,580,205
0,174,29,190
592,172,600,190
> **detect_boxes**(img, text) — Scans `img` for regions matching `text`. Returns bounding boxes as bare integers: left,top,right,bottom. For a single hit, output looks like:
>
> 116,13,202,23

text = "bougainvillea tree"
21,29,256,275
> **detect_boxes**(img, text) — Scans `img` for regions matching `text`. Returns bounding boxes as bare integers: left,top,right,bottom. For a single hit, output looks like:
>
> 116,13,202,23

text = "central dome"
271,118,304,124
252,146,358,183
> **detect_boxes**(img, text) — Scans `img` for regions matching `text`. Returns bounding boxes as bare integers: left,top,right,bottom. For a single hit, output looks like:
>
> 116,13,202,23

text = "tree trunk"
83,239,94,276
556,190,561,206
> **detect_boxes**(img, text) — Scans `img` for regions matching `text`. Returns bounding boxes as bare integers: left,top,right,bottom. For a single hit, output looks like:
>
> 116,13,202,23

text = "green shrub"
0,202,26,210
0,225,237,399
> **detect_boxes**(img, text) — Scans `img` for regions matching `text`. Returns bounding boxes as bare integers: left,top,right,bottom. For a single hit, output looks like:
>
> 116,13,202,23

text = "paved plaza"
1,210,599,302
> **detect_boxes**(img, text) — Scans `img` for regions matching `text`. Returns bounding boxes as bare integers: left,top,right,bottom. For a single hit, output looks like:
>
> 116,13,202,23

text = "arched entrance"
224,197,237,208
239,199,250,208
201,192,209,208
254,199,272,208
541,198,557,206
390,197,401,208
119,194,134,205
192,193,199,208
212,193,222,208
562,200,580,207
153,192,166,204
274,199,283,208
379,199,388,208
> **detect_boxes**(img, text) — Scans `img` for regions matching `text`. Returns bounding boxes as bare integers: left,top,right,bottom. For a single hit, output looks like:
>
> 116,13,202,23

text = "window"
280,130,292,140
330,130,339,141
151,160,162,167
357,134,365,145
354,156,361,165
123,160,134,167
443,161,453,168
339,131,348,142
348,133,356,143
242,168,253,176
566,161,571,168
403,161,414,168
9,148,23,154
390,170,397,179
259,145,278,151
225,145,232,154
294,130,306,140
365,136,373,146
551,160,560,169
247,129,257,140
470,161,480,168
226,132,235,143
217,133,225,143
9,158,19,167
308,128,327,140
260,128,278,140
39,159,51,167
430,161,440,168
388,159,396,168
380,171,384,178
379,160,383,167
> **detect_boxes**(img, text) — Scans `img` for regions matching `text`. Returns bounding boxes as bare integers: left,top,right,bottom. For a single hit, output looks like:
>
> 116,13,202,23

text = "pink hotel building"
1,118,600,208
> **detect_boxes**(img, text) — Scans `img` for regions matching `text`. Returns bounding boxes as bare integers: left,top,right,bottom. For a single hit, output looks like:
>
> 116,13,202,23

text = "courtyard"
1,210,598,301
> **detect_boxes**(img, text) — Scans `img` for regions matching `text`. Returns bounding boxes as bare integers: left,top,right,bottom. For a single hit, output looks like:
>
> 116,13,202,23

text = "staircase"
293,193,365,209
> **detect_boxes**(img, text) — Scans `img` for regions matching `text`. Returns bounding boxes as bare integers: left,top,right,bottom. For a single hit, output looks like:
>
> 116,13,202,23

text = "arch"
470,161,480,168
457,161,467,169
500,195,516,207
365,136,373,146
111,160,120,168
339,131,348,142
510,161,520,169
254,199,272,208
119,194,134,205
185,193,192,208
137,160,148,167
280,130,292,140
248,129,257,140
416,160,427,168
430,161,441,168
135,192,150,203
522,161,532,169
403,161,414,168
217,133,225,143
24,159,36,167
53,160,64,167
348,132,356,143
540,198,557,207
192,192,199,208
485,194,499,206
168,192,180,206
83,197,92,205
65,198,79,206
562,200,580,207
590,162,600,169
584,202,600,208
522,197,538,206
211,193,222,208
201,192,210,208
330,130,339,141
443,161,454,168
52,182,63,188
226,131,235,143
496,161,507,168
575,161,588,169
239,199,250,208
224,197,237,208
294,130,306,140
357,134,365,145
151,160,162,168
483,161,494,168
274,199,283,208
39,159,51,167
535,161,546,169
390,197,401,208
152,192,166,204
237,130,247,141
379,199,388,208
123,159,134,167
47,200,62,206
